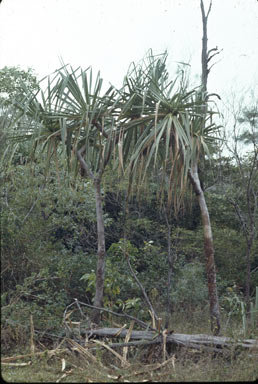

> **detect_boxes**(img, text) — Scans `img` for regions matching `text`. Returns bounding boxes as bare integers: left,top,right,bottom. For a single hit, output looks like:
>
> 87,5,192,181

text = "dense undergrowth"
1,144,258,383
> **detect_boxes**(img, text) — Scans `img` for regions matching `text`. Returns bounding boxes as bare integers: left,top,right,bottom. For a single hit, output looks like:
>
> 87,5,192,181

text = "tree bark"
200,0,211,91
164,211,174,329
92,177,106,324
77,146,106,325
189,164,220,335
244,149,257,313
244,212,255,315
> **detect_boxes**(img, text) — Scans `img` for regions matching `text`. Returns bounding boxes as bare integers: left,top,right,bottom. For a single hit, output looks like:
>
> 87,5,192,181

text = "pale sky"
0,0,258,99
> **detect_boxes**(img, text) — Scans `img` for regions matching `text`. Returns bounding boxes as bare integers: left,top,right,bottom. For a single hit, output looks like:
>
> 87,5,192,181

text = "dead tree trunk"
80,327,258,353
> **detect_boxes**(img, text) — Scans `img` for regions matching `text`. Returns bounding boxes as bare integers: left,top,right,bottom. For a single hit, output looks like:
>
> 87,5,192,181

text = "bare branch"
207,46,218,57
126,255,160,325
207,49,221,64
71,299,155,331
206,0,212,18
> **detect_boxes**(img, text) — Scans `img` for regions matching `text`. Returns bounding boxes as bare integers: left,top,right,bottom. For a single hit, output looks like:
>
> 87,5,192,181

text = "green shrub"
80,247,142,316
1,163,98,292
171,261,208,311
1,268,68,352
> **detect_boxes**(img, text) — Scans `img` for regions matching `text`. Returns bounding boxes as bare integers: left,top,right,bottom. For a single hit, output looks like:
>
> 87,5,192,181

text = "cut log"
81,327,258,352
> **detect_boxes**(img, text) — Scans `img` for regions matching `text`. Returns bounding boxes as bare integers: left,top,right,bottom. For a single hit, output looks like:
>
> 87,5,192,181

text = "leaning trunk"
197,0,220,335
189,164,220,335
91,177,106,324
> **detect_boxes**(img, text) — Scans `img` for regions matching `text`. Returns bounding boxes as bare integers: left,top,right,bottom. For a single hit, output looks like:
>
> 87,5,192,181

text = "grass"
2,308,258,382
2,347,258,382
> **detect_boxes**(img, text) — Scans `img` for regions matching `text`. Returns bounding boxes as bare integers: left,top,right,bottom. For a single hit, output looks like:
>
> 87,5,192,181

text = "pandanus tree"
14,66,123,324
118,52,221,335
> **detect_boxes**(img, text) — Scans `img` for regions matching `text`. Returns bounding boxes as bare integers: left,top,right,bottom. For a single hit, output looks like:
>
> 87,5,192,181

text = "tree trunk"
92,177,106,324
189,164,220,335
245,151,257,313
77,146,106,325
197,0,221,335
200,0,209,91
164,212,174,329
245,237,253,314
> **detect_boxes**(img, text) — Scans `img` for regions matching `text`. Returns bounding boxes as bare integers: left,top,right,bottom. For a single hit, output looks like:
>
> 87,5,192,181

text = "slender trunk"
245,238,253,315
201,0,209,91
77,146,106,325
245,151,257,313
92,177,106,324
189,164,220,335
164,213,173,329
198,0,220,335
229,198,255,316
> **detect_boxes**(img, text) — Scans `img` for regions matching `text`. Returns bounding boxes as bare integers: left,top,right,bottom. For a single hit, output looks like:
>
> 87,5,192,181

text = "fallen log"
81,327,258,352
91,339,228,355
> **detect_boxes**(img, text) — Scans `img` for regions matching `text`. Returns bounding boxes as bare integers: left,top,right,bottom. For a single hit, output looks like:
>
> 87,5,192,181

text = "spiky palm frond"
8,51,220,202
12,65,124,177
118,52,220,212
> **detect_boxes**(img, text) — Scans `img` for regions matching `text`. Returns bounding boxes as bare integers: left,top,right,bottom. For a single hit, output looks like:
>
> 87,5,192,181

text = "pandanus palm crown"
11,51,220,207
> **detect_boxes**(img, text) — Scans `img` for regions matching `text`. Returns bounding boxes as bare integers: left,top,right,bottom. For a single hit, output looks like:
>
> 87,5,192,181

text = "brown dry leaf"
61,358,66,372
1,362,32,367
93,339,130,368
67,339,98,363
64,310,74,321
56,373,67,383
162,330,167,362
121,355,176,380
107,374,121,380
122,320,135,366
114,324,127,336
56,369,73,383
148,310,156,329
1,348,67,363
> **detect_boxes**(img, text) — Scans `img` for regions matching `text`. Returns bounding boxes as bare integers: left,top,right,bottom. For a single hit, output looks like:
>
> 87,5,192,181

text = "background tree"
0,66,39,106
223,97,258,312
0,67,39,165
